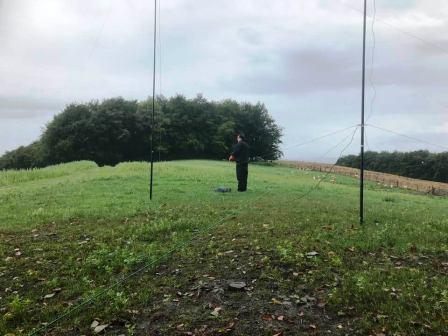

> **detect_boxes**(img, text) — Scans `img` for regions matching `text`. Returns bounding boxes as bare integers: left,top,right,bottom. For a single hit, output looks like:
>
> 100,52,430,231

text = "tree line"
0,95,283,170
337,150,448,183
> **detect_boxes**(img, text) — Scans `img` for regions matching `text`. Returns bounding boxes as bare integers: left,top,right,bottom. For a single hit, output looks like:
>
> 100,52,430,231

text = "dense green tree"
433,152,448,182
0,141,43,170
0,95,283,169
41,98,143,165
232,102,282,160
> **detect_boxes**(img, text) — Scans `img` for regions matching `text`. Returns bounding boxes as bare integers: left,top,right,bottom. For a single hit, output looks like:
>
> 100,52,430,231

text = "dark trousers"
236,162,248,191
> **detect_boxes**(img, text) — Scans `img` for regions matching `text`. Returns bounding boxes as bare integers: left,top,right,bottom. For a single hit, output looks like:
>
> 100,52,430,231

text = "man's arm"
231,143,241,157
229,143,241,161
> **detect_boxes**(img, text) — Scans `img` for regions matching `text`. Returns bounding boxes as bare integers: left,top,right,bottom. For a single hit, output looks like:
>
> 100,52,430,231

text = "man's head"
237,133,245,142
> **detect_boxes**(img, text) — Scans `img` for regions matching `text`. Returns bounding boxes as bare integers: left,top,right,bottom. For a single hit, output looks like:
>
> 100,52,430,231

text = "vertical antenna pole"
360,0,367,224
150,0,157,200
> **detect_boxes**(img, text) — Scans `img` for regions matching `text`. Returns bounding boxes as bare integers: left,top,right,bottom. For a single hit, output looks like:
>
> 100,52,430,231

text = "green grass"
0,160,447,335
0,161,98,187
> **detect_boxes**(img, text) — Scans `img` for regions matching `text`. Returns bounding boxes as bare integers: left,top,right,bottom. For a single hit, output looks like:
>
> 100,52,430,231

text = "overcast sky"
1,0,447,162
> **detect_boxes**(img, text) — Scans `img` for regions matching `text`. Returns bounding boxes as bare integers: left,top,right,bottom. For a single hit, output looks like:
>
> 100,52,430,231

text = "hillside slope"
0,161,447,335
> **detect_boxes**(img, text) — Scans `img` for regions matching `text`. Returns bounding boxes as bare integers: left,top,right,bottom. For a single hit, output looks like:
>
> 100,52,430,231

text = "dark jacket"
231,141,250,163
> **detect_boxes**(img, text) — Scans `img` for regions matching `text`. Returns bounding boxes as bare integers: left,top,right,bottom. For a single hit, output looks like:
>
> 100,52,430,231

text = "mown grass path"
0,160,447,335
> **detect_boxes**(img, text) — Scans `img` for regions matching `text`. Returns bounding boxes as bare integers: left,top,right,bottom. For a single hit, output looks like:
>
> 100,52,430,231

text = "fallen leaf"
223,321,235,331
300,295,316,303
91,320,99,328
277,315,284,321
228,281,246,290
211,307,222,316
43,293,55,299
262,314,273,321
94,324,108,333
306,251,319,257
317,301,326,308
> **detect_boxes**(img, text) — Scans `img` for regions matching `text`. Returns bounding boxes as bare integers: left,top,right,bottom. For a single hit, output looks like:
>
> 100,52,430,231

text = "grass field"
0,160,447,335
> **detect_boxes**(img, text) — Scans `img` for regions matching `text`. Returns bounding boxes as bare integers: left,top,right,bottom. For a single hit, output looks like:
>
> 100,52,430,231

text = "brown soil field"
280,160,448,196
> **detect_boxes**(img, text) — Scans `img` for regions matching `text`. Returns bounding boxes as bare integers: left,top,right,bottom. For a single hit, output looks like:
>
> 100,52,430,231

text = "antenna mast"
150,0,157,200
360,0,367,224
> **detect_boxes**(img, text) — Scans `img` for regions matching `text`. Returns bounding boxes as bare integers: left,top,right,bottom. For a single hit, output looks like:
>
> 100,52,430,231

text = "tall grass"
0,161,98,186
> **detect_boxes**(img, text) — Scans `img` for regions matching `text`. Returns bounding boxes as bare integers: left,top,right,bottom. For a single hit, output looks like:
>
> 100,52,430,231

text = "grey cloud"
0,93,65,120
0,95,63,112
238,27,263,46
373,64,448,87
221,45,448,96
220,48,360,95
0,108,53,120
413,38,448,56
364,129,448,153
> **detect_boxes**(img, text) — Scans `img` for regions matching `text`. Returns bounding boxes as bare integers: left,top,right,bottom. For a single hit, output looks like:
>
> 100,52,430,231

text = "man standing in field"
229,134,250,192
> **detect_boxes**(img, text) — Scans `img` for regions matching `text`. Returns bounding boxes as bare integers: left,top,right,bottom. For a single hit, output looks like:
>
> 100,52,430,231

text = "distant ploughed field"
281,160,448,196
